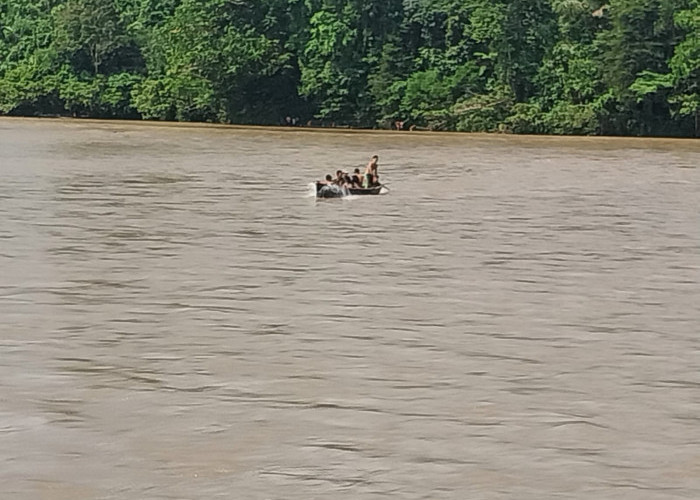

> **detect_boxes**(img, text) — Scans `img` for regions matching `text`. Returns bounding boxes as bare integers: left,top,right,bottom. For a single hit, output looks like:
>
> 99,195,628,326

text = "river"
1,117,699,499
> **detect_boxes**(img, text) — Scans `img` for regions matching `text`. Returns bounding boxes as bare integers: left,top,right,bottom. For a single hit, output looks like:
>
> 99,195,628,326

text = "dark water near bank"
1,118,699,499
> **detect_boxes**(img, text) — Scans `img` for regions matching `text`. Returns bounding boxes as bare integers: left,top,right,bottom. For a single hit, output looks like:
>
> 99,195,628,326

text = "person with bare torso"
363,155,379,188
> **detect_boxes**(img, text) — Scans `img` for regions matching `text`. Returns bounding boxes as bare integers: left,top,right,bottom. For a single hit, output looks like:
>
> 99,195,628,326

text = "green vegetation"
1,0,697,135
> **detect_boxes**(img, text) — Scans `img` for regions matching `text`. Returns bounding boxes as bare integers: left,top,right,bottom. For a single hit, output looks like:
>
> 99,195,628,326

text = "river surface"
1,117,699,499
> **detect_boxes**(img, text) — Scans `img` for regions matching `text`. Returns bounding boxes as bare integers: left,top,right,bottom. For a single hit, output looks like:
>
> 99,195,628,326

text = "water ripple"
1,118,699,500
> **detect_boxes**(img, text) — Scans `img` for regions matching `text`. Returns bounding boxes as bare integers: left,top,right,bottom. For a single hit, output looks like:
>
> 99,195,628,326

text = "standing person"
363,155,379,188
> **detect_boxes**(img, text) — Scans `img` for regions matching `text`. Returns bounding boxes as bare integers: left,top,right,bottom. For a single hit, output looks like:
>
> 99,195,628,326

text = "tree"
596,0,682,134
667,1,699,135
496,0,558,102
0,0,696,135
134,0,292,122
52,0,129,75
298,7,364,124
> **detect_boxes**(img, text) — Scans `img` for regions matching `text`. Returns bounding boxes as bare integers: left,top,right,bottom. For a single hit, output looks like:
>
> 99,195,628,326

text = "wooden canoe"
316,182,384,198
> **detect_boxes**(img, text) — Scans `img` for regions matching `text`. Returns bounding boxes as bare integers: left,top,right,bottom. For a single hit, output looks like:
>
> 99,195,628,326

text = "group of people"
318,155,380,189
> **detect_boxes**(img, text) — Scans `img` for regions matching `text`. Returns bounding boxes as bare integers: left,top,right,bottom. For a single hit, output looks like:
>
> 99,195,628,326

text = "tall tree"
52,0,129,75
496,0,558,102
596,0,682,134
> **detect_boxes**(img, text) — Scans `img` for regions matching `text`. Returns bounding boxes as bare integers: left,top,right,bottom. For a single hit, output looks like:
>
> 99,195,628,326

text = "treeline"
0,0,698,135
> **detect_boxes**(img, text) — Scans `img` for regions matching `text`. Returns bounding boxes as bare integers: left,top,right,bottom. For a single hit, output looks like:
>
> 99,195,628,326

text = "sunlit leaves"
0,0,696,134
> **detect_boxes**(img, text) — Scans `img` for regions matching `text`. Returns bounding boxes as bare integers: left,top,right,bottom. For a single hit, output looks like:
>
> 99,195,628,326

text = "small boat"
316,182,384,198
349,185,383,196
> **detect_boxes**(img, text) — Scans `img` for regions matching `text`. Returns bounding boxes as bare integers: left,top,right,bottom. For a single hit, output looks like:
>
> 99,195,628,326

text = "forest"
0,0,698,136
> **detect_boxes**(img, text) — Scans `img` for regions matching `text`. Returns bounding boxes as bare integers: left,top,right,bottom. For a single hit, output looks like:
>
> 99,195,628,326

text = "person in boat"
363,155,379,188
317,174,345,197
334,170,353,186
351,168,363,188
316,174,334,191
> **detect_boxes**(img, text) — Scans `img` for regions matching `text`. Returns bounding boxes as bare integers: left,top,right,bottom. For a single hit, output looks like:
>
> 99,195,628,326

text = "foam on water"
305,182,317,197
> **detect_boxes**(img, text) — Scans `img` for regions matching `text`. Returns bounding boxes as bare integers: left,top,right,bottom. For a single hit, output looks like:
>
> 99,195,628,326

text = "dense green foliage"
1,0,697,135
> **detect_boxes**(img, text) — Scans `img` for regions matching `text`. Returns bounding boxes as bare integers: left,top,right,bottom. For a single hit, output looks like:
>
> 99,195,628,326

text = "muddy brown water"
1,117,699,499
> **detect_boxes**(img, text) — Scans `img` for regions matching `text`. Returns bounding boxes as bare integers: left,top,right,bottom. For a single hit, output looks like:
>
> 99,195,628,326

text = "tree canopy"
0,0,697,135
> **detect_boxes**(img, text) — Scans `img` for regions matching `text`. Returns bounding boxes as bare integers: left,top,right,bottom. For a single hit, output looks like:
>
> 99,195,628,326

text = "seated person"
318,174,333,185
351,168,363,188
317,174,345,197
334,170,348,185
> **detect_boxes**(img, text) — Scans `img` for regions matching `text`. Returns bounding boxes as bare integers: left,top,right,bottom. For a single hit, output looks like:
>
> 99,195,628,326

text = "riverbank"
2,116,699,151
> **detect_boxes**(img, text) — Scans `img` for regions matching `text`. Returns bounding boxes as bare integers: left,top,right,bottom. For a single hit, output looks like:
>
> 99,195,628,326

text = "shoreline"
1,115,699,147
